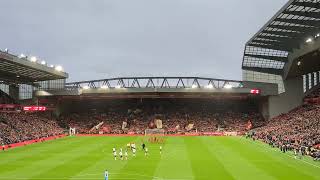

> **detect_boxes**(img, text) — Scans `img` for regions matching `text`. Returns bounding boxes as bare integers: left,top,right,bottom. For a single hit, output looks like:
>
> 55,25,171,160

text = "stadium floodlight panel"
19,54,26,58
306,38,313,43
205,84,214,89
82,86,90,90
316,33,320,38
30,56,37,62
54,65,63,72
297,61,301,66
101,85,108,89
191,84,198,89
40,60,46,65
224,84,233,89
49,65,54,68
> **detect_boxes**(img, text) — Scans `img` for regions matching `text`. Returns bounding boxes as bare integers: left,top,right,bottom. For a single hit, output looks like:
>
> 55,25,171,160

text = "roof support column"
311,73,315,88
9,84,19,101
306,74,310,91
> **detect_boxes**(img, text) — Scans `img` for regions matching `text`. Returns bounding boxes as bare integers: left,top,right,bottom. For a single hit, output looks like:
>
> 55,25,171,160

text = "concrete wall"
258,97,269,120
267,76,304,119
242,81,278,96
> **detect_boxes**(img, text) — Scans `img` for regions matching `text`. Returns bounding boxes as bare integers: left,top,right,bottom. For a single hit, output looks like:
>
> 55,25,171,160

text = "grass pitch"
0,136,319,180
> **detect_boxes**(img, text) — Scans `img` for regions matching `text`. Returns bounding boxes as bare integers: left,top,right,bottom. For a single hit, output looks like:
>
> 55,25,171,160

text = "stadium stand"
57,99,262,135
252,87,320,155
0,112,64,145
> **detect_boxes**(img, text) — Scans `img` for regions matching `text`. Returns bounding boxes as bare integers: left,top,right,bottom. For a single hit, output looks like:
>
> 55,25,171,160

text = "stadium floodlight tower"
242,0,320,119
0,50,68,101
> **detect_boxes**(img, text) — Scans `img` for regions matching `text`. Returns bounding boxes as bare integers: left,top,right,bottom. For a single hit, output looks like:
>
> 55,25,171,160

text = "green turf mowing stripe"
0,137,100,179
153,137,194,180
28,137,120,179
223,137,317,180
0,136,319,180
69,136,139,180
238,137,320,179
112,136,162,180
185,137,234,180
201,137,275,180
0,137,87,176
0,137,72,165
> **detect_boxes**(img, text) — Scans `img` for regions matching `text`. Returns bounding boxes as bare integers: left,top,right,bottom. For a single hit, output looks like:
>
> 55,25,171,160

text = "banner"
184,132,200,136
224,132,238,136
185,124,194,131
202,132,224,136
122,121,128,130
155,119,162,129
0,104,20,108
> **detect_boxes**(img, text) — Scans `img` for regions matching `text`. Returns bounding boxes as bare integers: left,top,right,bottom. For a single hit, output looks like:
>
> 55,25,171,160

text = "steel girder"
242,0,320,75
65,77,244,89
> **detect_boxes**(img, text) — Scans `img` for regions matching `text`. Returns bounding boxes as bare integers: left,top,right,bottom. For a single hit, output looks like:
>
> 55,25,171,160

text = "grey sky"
0,0,287,82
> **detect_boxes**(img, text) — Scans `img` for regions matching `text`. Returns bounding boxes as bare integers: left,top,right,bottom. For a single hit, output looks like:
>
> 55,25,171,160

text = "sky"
0,0,288,82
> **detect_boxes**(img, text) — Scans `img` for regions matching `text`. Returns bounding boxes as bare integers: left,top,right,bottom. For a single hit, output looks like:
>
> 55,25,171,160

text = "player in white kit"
119,148,123,160
132,148,136,157
113,150,117,160
125,150,128,160
145,147,148,156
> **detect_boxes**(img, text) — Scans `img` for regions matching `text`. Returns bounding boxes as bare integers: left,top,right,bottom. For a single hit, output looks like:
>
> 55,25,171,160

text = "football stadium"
1,1,320,180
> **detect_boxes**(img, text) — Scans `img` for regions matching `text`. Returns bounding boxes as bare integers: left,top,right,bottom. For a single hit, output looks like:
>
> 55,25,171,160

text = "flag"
246,120,252,130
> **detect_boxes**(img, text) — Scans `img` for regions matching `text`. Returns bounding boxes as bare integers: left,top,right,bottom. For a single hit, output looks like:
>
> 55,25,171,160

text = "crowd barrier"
2,134,66,150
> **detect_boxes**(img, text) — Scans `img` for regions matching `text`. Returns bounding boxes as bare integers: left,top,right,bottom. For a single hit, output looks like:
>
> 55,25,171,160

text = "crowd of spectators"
1,93,319,161
251,103,320,156
59,99,262,135
0,112,64,145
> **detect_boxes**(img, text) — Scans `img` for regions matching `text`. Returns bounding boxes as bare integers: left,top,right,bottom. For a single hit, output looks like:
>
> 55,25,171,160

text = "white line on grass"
73,172,192,180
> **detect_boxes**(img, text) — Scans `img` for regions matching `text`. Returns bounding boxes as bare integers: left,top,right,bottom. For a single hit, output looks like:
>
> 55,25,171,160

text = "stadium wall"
267,76,304,119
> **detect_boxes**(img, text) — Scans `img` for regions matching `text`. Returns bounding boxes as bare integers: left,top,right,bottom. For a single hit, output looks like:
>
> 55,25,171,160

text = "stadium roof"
0,51,68,85
242,0,320,75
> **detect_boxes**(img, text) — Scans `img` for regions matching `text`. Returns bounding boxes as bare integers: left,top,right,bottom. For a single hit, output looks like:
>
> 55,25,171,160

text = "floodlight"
315,33,320,38
191,84,198,89
101,85,108,89
54,65,63,72
206,84,214,89
115,85,122,89
306,38,313,43
4,48,8,52
297,61,301,66
19,54,26,58
83,86,90,90
224,84,233,89
30,56,37,62
49,65,54,68
40,60,46,65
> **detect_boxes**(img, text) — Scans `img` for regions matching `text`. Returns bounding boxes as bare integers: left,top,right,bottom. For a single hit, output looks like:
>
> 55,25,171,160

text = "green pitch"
0,136,319,180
